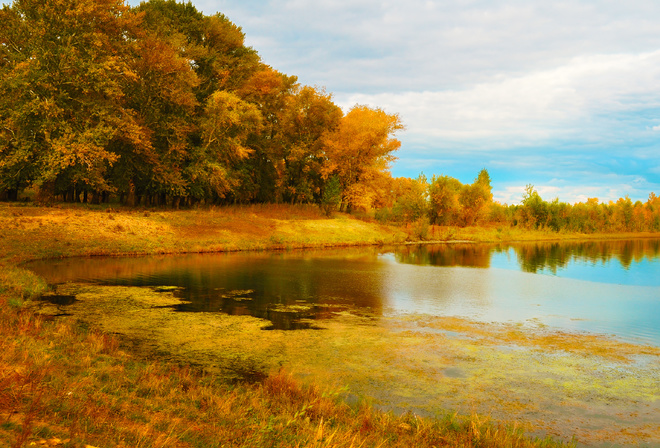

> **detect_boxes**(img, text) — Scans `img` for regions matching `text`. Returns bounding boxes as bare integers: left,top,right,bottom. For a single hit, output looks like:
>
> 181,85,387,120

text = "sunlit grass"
0,203,406,263
0,263,49,306
0,296,574,447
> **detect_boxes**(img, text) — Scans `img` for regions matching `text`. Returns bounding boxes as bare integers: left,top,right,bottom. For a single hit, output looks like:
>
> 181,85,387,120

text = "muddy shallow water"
27,240,660,447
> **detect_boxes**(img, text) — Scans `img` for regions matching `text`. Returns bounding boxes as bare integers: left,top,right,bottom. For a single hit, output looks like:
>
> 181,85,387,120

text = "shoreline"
2,202,657,265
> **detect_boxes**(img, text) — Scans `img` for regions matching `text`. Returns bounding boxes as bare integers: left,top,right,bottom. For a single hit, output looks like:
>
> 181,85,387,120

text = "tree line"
0,0,403,211
378,170,660,234
2,0,658,234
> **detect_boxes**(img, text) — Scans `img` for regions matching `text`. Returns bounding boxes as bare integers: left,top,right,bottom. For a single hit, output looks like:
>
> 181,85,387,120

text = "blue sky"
171,1,660,204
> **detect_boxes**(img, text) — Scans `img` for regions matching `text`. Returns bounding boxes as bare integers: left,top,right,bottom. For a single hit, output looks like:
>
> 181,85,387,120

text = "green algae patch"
34,283,660,447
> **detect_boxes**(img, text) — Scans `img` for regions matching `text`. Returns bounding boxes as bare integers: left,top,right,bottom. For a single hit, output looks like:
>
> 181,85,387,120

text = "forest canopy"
0,0,403,210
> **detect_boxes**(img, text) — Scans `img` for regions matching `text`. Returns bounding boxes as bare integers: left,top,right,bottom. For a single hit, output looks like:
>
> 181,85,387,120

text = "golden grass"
0,297,571,447
424,224,659,243
0,203,405,263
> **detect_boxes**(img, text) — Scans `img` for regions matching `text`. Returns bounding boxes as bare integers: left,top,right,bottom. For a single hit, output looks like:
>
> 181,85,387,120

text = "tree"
389,175,429,223
428,175,462,225
458,169,493,226
135,0,261,99
187,90,262,201
320,174,341,216
322,105,404,211
0,0,149,201
235,67,298,202
116,30,200,205
519,184,547,229
278,85,342,203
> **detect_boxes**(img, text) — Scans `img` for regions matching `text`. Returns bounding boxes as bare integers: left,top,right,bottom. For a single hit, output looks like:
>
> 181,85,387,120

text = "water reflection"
26,239,660,344
395,239,660,285
30,250,389,330
394,243,492,268
512,239,660,274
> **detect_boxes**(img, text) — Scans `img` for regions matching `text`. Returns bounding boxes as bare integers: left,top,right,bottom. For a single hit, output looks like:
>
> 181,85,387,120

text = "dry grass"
0,298,570,447
0,203,405,263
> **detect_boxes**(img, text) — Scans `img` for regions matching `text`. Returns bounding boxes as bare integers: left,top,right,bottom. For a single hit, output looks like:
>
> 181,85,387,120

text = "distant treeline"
378,170,660,233
0,0,402,211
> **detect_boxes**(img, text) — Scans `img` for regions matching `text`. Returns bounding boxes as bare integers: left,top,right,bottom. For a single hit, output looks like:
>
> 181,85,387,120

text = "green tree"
320,174,341,216
187,90,262,201
390,174,429,223
278,86,342,203
519,184,547,229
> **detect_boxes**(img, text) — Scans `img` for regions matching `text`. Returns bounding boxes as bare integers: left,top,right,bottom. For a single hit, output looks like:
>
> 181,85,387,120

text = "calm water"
27,239,660,346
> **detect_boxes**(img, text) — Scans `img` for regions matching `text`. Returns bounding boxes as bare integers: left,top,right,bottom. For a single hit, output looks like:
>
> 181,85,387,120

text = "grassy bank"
0,296,570,448
2,202,655,264
0,203,407,264
7,202,648,447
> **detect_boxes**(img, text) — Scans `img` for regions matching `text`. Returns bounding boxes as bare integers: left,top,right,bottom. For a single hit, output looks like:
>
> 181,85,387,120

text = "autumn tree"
277,85,342,203
186,90,262,201
386,175,429,223
135,0,261,99
114,31,200,206
322,105,404,211
647,192,660,231
235,67,298,202
0,0,152,202
458,168,493,225
428,175,462,225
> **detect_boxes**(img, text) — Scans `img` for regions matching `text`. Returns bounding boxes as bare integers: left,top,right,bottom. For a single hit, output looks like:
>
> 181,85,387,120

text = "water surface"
27,239,660,345
27,239,660,446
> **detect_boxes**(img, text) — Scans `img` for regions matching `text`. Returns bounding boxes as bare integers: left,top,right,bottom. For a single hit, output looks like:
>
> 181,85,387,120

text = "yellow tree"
459,168,493,226
322,105,404,211
187,90,263,201
278,85,342,203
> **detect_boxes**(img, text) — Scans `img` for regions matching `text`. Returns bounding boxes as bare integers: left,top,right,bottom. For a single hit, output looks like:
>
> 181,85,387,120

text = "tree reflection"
394,244,492,268
393,239,660,274
514,239,660,273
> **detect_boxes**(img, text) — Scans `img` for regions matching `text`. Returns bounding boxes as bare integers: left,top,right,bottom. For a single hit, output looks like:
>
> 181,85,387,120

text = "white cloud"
210,0,660,93
336,50,660,148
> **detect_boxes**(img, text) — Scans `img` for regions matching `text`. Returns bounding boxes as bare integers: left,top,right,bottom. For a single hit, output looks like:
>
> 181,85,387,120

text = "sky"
164,1,660,204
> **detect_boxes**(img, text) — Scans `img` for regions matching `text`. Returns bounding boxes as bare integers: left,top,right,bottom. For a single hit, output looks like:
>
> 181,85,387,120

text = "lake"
28,238,660,345
26,238,660,446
